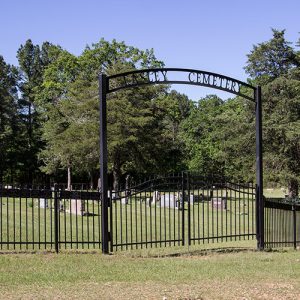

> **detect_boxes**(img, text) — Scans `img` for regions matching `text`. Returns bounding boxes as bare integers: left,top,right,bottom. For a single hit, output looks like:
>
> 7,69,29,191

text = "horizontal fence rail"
265,198,300,249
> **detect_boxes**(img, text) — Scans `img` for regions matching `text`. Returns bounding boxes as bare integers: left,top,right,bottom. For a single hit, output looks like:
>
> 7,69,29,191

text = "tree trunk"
112,164,121,194
288,179,298,198
67,166,72,191
28,101,33,184
89,171,94,190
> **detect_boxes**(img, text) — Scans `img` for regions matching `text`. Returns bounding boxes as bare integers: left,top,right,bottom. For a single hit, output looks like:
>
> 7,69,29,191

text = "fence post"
293,205,297,250
255,86,264,250
187,172,191,246
99,74,109,254
54,183,59,253
181,172,185,246
109,188,113,253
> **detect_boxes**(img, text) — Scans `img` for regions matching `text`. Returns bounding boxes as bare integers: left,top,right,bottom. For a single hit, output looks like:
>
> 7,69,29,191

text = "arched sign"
98,67,263,253
106,68,255,101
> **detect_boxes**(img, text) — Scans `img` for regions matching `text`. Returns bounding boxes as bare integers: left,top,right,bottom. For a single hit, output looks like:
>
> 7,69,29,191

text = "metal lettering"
212,75,218,86
219,77,224,88
225,79,230,90
148,72,154,82
188,72,196,82
231,81,239,93
108,69,254,101
196,72,202,83
203,73,210,85
154,71,160,82
161,70,168,81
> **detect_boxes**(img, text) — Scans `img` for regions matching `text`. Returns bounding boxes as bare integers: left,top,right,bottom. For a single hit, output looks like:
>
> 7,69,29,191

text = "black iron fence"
0,185,102,251
265,198,300,249
5,174,300,252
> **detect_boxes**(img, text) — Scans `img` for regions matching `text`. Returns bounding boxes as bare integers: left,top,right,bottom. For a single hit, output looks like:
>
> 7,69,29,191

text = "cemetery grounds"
0,189,299,299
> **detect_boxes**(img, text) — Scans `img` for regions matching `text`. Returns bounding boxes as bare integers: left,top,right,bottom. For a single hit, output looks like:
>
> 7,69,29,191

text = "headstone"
152,190,161,203
159,193,182,209
212,198,226,209
39,198,48,208
189,194,194,203
97,178,101,191
67,199,85,215
121,197,129,204
146,197,151,206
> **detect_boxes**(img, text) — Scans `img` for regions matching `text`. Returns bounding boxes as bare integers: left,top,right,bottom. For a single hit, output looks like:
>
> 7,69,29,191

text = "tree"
262,77,300,197
17,40,63,183
37,49,81,189
155,90,193,172
0,56,21,183
180,95,226,175
244,29,297,84
245,29,300,197
39,39,166,189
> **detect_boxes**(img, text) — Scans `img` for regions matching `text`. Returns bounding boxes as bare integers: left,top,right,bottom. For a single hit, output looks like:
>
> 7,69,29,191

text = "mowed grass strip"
0,248,299,299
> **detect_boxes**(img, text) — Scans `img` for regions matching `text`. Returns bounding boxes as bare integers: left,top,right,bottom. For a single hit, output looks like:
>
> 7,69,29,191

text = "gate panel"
188,174,256,244
110,175,184,250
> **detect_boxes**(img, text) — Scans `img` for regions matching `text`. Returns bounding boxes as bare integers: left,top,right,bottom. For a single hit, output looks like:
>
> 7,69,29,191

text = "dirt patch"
1,280,299,300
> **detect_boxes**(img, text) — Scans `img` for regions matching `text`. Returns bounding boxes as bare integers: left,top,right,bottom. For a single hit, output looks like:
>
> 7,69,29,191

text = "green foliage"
262,77,300,194
16,39,64,182
245,29,300,195
2,30,299,191
245,29,296,84
182,95,254,180
38,40,171,188
0,56,22,182
180,95,226,175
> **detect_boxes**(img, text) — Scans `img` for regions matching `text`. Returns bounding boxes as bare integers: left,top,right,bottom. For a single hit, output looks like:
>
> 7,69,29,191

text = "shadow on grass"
0,246,293,257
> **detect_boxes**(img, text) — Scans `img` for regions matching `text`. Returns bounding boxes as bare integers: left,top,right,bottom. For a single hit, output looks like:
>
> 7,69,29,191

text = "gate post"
99,74,109,254
255,86,264,250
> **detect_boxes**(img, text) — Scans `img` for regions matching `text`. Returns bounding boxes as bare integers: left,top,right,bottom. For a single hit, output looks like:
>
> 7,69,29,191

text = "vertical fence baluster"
181,172,185,246
54,184,59,253
293,205,297,250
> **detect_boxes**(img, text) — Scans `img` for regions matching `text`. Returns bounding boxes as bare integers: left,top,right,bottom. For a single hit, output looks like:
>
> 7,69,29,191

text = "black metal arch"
106,68,256,101
98,67,264,254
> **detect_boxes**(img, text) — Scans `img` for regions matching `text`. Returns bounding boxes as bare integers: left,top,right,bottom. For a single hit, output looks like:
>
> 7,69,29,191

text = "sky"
0,0,299,100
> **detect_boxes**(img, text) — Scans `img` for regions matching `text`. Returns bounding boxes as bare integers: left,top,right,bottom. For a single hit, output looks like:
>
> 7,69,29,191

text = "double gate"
0,173,256,252
109,173,256,251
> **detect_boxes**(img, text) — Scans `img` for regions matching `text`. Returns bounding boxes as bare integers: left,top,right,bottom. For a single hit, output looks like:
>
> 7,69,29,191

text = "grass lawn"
0,245,299,299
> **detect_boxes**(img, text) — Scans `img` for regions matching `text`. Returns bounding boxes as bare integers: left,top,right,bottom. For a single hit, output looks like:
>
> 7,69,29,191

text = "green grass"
264,188,287,198
0,247,299,299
